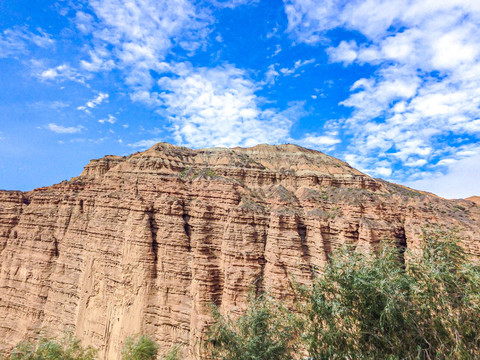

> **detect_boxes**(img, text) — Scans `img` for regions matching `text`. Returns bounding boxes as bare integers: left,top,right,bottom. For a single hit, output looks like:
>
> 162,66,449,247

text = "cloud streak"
33,61,88,83
77,92,109,112
98,114,116,124
46,123,84,134
0,27,54,58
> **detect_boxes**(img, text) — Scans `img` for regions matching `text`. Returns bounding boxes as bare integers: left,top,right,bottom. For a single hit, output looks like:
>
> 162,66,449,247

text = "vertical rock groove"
53,237,59,257
182,207,192,252
396,225,407,266
148,207,159,277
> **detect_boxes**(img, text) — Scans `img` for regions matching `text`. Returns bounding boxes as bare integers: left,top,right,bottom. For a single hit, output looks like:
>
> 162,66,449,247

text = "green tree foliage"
120,335,180,360
2,334,176,360
121,335,159,360
1,333,96,360
405,229,480,359
298,239,413,359
207,229,480,359
206,294,298,360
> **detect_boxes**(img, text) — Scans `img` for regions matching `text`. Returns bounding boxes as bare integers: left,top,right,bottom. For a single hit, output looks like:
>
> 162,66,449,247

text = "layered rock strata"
0,143,479,359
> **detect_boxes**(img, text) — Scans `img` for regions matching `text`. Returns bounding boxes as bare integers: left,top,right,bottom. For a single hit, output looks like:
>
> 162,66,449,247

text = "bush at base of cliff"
206,294,298,360
121,335,181,360
206,229,480,359
1,333,97,360
121,335,159,360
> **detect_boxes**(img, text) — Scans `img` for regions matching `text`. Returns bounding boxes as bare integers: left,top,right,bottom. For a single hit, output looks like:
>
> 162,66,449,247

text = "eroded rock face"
0,143,479,359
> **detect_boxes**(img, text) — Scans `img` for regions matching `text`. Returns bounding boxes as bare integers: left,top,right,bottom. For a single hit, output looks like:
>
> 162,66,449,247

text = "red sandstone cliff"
0,143,479,359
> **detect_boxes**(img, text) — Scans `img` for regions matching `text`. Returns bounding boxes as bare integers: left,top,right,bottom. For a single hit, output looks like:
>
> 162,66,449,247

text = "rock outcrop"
0,143,479,359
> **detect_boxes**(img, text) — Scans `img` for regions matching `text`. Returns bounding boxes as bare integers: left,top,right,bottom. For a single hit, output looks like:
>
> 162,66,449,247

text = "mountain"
0,143,479,359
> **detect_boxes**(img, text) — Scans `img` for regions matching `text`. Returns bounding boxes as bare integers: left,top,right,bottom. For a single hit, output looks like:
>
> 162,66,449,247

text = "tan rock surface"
0,143,479,359
466,196,480,205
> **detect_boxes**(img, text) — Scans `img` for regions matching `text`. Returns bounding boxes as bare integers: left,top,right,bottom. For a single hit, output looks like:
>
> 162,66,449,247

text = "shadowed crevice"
182,210,192,252
148,207,159,278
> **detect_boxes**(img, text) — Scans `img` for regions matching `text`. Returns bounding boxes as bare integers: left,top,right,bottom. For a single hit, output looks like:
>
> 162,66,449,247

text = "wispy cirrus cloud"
32,61,88,83
46,123,84,134
98,114,116,124
279,58,315,76
0,27,54,58
285,0,480,196
298,133,341,152
77,92,109,113
30,100,71,110
208,0,259,9
264,58,315,85
128,139,161,149
78,0,212,88
30,0,212,93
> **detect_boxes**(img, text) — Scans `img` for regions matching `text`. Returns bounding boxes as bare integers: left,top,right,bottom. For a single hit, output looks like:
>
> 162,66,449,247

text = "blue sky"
1,0,479,199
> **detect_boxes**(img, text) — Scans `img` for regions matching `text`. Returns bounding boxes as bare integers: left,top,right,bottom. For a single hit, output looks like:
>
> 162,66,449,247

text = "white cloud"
279,58,315,76
404,158,427,167
49,101,70,110
30,100,71,110
128,139,160,149
75,11,95,34
46,123,84,134
98,114,116,124
29,30,55,48
34,62,87,83
78,0,212,90
285,0,480,190
272,44,282,56
375,166,392,177
86,92,109,108
284,0,343,44
264,59,314,86
156,65,296,148
298,133,341,153
40,65,68,79
406,152,480,199
209,0,259,8
264,64,280,85
326,40,357,65
68,0,307,151
80,48,115,72
0,26,54,58
77,92,109,112
267,26,280,39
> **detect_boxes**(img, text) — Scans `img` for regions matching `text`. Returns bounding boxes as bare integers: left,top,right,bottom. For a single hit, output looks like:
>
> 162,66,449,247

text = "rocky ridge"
0,143,479,359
